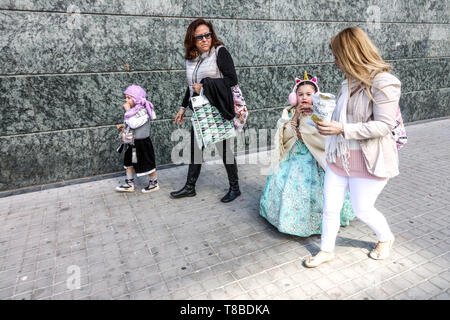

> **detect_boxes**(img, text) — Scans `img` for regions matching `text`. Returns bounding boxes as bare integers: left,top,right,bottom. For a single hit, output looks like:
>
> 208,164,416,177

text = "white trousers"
320,164,394,252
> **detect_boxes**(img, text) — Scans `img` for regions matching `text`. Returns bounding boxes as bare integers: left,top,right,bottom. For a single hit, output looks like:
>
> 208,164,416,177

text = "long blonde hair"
330,26,390,101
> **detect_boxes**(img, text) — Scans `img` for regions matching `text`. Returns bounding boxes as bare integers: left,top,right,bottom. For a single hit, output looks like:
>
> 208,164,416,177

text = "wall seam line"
1,57,449,78
0,8,449,25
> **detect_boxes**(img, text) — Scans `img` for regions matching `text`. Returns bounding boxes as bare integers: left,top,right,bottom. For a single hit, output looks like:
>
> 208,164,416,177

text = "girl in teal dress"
260,73,354,237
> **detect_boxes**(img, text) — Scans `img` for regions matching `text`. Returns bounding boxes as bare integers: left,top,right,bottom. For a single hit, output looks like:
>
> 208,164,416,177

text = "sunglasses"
194,32,212,41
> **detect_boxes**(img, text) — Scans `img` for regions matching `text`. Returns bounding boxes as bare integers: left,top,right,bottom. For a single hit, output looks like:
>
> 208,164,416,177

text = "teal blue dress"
260,121,354,237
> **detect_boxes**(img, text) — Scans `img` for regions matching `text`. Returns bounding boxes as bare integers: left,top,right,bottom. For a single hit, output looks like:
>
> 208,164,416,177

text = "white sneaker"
115,179,135,192
141,182,160,194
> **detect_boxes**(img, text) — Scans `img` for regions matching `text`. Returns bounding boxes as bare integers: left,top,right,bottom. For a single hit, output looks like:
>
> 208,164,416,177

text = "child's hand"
123,103,131,111
299,104,313,116
296,128,303,141
116,124,124,131
291,108,301,127
290,118,298,129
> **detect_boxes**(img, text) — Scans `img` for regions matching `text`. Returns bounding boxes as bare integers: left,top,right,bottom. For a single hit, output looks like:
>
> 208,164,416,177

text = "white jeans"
320,164,394,252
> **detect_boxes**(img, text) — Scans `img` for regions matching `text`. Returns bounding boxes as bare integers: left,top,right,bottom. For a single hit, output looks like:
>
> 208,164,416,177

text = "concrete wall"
0,0,449,191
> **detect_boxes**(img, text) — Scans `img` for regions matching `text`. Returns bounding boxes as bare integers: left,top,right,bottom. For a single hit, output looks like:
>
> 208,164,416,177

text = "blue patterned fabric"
260,139,354,237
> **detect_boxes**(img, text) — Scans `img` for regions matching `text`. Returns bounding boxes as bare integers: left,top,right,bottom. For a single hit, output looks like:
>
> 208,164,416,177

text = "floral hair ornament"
288,71,320,106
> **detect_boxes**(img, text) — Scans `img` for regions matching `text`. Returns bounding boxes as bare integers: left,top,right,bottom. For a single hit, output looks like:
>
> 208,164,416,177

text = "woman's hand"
192,83,203,95
174,108,185,125
317,120,344,136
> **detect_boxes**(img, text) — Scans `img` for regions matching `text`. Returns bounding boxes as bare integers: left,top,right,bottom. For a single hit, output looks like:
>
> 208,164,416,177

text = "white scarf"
325,79,350,173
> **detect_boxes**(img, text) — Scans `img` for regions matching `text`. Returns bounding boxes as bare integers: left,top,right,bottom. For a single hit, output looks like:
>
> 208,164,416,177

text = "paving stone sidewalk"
0,118,449,300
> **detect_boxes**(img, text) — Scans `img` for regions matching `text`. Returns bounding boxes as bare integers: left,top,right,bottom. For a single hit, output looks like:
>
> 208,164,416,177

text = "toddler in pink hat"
116,85,159,194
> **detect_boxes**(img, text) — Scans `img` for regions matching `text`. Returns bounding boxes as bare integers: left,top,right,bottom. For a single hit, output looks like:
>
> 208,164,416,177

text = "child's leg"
115,167,136,192
149,171,158,185
142,170,159,193
126,167,135,180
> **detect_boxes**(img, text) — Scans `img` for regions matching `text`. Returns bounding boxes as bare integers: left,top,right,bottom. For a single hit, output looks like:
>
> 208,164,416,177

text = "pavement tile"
185,282,206,297
287,287,310,300
428,274,450,290
324,286,347,300
398,286,432,300
400,270,428,285
417,280,444,297
231,293,252,300
299,282,322,298
110,285,128,299
52,290,74,300
432,292,450,300
422,261,446,274
247,287,267,300
0,286,14,300
314,276,336,292
147,282,170,299
336,280,364,297
238,276,261,291
311,292,332,300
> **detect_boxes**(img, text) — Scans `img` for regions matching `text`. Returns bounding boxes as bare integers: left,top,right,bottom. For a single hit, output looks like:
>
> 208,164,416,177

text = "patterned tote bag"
190,94,236,148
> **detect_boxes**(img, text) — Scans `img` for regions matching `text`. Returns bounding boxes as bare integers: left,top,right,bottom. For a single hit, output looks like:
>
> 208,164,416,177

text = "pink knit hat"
124,85,156,120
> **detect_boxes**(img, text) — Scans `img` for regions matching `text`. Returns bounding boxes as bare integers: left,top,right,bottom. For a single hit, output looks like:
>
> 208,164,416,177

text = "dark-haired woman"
170,18,241,203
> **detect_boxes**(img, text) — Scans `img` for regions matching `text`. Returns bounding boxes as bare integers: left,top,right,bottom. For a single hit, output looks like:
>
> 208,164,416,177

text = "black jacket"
200,77,235,120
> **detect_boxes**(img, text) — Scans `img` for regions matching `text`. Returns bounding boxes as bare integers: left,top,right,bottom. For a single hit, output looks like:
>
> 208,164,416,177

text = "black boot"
220,186,241,203
170,184,196,198
220,162,241,203
170,163,201,199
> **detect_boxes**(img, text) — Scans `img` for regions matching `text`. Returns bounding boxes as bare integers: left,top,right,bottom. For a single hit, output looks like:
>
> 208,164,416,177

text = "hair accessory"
288,71,320,106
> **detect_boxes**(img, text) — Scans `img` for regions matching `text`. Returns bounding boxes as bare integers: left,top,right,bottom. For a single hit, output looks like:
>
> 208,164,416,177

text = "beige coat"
273,106,327,170
342,72,402,178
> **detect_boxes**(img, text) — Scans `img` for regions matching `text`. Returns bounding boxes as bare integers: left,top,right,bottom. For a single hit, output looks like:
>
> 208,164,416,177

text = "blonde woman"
305,27,401,268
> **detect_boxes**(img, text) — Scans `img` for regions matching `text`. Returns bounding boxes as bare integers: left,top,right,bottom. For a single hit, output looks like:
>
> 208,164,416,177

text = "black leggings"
187,127,239,187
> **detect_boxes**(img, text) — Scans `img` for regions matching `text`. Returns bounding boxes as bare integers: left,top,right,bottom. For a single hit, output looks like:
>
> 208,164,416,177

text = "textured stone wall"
0,1,449,191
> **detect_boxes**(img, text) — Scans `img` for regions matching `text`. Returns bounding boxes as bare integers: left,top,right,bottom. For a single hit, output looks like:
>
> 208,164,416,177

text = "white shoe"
115,179,135,192
369,238,394,260
141,183,160,194
304,251,335,268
